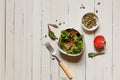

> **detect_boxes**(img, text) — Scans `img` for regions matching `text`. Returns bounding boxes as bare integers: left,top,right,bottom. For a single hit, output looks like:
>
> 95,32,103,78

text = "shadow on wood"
94,46,105,52
59,51,83,63
82,26,99,34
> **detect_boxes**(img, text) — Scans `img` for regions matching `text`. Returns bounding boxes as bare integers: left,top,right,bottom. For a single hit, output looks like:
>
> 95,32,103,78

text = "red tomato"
94,35,105,48
65,42,73,51
70,30,76,34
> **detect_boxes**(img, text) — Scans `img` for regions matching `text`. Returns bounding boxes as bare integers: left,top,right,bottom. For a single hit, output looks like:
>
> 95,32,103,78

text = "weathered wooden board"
6,0,15,80
0,0,5,80
113,0,120,80
94,0,113,80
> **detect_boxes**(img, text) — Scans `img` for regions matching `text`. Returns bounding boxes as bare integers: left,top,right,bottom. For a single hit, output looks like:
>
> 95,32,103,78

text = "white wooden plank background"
113,0,120,80
0,0,5,80
0,0,120,80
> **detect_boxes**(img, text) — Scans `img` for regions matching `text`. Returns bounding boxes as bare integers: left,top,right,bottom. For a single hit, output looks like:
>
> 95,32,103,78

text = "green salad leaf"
88,52,97,58
49,30,56,40
88,52,105,58
48,24,58,40
49,24,59,28
59,30,69,42
71,45,81,53
59,43,66,51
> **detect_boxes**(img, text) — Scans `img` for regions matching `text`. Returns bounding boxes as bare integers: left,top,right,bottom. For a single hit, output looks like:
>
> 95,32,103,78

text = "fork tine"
45,42,55,54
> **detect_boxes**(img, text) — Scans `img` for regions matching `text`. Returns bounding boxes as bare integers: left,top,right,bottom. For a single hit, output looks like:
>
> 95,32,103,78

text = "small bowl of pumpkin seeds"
81,12,99,31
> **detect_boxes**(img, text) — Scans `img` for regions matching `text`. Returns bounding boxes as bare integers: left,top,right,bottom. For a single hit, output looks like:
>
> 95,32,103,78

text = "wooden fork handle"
59,62,72,79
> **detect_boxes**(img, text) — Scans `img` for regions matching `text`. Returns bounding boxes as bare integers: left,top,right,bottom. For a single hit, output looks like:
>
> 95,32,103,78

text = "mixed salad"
58,28,84,54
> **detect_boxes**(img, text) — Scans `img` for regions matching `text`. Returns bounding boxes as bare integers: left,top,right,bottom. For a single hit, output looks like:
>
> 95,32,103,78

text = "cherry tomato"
94,35,105,48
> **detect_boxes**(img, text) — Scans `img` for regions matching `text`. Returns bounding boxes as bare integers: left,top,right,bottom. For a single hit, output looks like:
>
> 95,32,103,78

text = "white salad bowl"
58,28,85,57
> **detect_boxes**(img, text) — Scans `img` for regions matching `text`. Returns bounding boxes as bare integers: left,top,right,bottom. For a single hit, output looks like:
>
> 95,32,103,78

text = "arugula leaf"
88,52,105,58
88,52,97,58
48,24,57,40
48,30,56,40
49,24,59,28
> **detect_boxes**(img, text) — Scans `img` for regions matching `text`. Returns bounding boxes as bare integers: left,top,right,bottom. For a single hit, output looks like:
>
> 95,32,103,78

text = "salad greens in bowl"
58,28,85,56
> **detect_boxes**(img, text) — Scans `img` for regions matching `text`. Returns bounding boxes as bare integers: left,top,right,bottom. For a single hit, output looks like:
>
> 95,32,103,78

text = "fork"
45,42,72,79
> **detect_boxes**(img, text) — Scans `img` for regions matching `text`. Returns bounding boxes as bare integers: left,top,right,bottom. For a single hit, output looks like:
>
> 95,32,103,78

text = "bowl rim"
57,28,85,57
81,12,99,31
